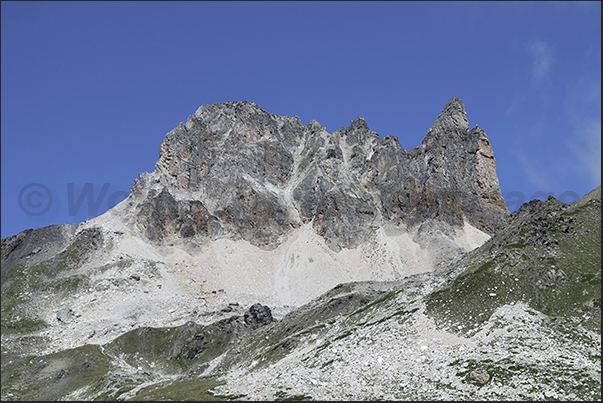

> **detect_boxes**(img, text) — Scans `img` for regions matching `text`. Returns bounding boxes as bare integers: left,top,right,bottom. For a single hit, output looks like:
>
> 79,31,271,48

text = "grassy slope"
426,187,601,334
1,229,102,336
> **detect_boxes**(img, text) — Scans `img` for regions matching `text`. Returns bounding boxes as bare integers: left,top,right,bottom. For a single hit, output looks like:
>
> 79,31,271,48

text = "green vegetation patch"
502,242,526,249
425,256,519,331
347,290,398,318
1,229,103,335
1,344,114,401
105,319,242,374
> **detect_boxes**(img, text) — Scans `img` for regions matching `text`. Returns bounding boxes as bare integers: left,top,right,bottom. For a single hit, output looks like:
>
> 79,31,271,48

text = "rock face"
0,97,510,358
124,97,508,250
0,224,77,269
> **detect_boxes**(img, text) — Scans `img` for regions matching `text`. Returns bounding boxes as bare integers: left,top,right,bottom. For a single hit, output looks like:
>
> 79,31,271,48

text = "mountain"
1,97,507,349
1,99,600,401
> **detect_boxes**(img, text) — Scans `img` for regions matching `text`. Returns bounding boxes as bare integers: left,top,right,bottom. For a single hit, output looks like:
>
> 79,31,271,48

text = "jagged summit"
195,99,262,112
120,97,508,251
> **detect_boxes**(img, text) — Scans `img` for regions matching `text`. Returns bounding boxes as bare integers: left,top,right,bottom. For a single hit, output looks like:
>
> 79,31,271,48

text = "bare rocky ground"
213,294,600,401
2,215,487,356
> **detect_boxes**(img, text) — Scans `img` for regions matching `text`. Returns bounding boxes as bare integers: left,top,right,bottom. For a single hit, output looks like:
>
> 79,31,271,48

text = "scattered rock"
544,390,558,399
56,308,74,324
244,303,274,329
468,370,490,385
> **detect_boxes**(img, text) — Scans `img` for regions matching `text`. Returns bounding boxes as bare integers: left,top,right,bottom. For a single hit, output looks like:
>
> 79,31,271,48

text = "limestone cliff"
125,97,508,250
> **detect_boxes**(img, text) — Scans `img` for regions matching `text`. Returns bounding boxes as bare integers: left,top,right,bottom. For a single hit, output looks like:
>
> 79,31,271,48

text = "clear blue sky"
2,1,601,239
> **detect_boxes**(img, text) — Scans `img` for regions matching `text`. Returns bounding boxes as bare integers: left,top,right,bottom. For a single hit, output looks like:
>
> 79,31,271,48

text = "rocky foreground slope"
1,187,599,401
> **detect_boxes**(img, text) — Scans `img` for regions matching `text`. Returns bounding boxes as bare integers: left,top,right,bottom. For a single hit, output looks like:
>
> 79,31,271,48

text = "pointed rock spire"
427,97,469,134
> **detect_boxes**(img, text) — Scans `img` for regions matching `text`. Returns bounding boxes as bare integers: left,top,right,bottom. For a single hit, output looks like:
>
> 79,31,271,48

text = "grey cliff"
125,97,508,250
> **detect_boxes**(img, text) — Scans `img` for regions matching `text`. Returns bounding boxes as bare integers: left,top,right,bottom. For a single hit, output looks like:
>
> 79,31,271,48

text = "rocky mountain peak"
424,96,469,142
18,97,509,314
120,97,509,251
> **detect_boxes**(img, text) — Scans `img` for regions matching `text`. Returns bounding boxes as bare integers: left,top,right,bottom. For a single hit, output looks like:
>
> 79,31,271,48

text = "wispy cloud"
514,151,551,189
509,119,555,189
527,39,554,81
567,118,602,187
583,119,601,185
505,94,527,117
564,73,602,188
